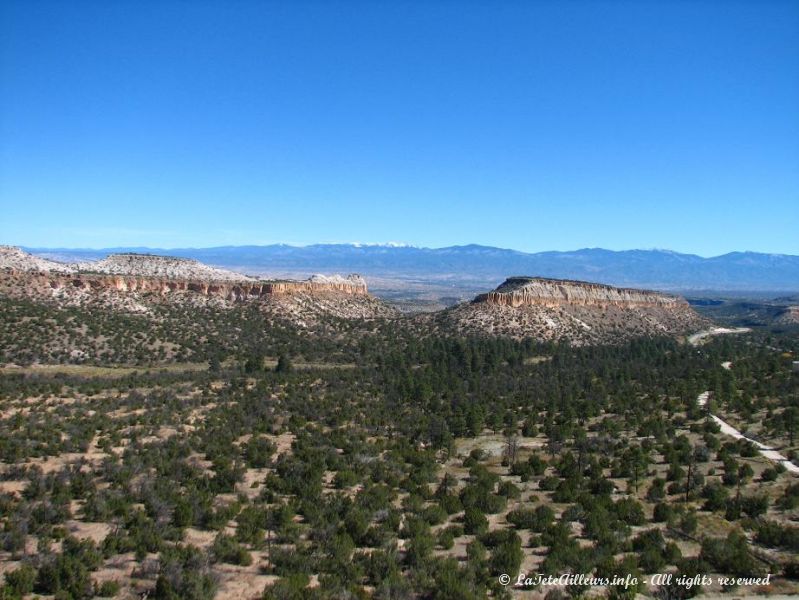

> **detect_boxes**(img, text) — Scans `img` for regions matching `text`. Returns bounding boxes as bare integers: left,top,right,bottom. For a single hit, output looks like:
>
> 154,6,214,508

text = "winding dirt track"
690,327,798,474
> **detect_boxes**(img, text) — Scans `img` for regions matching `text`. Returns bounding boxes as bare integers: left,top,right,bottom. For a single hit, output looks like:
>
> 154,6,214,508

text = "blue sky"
1,0,797,256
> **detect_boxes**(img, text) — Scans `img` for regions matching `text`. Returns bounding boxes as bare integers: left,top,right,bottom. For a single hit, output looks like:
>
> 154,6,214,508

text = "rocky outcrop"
776,305,799,326
0,245,77,273
2,270,368,302
438,276,707,344
0,247,369,301
475,277,687,309
79,253,253,281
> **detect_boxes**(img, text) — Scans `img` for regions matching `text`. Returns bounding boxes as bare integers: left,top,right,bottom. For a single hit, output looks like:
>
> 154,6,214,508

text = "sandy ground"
183,527,217,549
455,433,543,459
0,480,26,495
271,431,296,456
236,467,269,500
215,559,278,600
66,520,112,544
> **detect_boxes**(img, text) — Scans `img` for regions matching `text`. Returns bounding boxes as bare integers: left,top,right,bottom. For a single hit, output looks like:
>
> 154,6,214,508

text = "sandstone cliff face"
440,276,706,344
475,277,686,309
5,270,368,302
0,267,388,325
0,247,369,301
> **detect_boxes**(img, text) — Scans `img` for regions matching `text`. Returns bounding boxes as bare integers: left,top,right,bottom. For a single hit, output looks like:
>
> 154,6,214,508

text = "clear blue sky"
1,1,797,256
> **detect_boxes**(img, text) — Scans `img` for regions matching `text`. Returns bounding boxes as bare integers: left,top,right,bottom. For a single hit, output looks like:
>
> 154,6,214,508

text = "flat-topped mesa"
444,276,707,343
237,274,368,298
23,271,369,302
475,276,687,309
0,247,370,302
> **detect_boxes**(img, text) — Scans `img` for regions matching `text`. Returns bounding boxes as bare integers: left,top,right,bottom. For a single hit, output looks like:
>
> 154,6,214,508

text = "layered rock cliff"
0,248,368,301
438,276,706,344
0,247,382,327
24,271,369,301
475,277,687,309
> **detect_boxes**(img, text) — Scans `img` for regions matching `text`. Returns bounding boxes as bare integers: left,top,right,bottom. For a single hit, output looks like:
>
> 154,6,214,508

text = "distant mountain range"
25,244,799,295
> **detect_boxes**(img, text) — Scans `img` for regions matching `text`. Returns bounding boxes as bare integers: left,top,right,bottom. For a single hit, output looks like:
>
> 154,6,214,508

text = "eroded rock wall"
4,270,369,302
475,277,686,309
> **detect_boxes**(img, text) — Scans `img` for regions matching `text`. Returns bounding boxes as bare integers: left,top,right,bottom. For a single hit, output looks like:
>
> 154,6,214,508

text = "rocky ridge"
78,252,255,281
477,276,687,308
0,247,379,323
0,247,369,299
436,276,707,343
2,271,369,302
0,245,77,273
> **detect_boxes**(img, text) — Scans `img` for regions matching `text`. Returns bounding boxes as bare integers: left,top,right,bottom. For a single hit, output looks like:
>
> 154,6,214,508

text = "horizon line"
8,242,799,261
